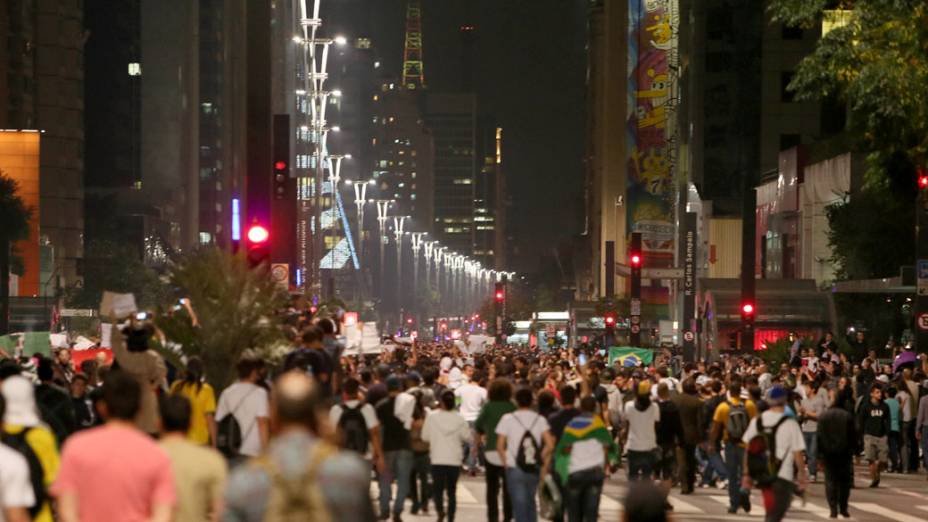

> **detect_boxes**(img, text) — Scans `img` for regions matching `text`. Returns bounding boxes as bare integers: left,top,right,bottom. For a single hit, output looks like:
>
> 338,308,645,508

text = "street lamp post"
350,178,373,265
393,216,408,315
423,241,436,289
324,154,346,298
433,246,446,316
375,200,392,303
410,232,426,317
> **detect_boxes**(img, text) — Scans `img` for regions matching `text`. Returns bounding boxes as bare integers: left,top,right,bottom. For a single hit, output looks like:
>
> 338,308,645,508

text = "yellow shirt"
171,381,217,445
712,397,757,443
3,424,59,522
160,437,227,522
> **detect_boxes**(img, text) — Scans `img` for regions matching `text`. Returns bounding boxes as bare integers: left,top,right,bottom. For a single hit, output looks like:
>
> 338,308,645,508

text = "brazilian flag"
608,347,653,368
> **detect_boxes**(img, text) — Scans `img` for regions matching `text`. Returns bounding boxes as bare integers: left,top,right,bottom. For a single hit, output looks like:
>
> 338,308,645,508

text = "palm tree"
0,171,32,334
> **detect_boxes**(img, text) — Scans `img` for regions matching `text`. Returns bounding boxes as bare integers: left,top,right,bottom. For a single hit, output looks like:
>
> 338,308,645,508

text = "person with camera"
110,313,167,436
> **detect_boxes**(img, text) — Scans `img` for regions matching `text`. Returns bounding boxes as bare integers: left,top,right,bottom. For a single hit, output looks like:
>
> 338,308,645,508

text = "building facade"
2,0,84,292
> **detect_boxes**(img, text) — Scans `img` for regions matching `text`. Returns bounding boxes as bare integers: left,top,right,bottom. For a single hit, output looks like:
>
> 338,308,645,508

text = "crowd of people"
2,312,928,522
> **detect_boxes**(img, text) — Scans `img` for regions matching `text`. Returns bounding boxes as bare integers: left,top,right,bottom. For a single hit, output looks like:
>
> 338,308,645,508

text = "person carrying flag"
554,396,619,522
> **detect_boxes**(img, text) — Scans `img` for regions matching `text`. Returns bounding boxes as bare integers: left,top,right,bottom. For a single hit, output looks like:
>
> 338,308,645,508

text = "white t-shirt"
624,400,660,451
0,443,34,520
741,410,806,481
455,383,487,422
495,410,550,468
568,426,607,474
215,382,270,457
330,400,380,456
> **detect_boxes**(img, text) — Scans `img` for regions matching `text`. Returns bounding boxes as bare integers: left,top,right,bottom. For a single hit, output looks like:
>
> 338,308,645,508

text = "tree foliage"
0,172,31,243
68,239,168,309
156,247,289,388
767,0,928,174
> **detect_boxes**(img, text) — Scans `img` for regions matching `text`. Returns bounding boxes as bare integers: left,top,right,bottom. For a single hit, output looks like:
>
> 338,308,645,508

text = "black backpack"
726,400,749,440
514,415,542,474
338,403,370,454
1,428,46,518
216,388,257,458
746,415,790,487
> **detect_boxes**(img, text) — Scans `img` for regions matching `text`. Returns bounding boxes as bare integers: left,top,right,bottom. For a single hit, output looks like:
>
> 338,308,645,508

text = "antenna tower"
402,0,426,90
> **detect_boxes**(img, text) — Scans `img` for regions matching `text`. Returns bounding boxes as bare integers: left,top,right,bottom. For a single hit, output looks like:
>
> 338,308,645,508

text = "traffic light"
629,232,642,346
273,115,290,200
246,224,271,268
741,302,756,347
603,311,616,335
273,160,288,200
919,167,928,190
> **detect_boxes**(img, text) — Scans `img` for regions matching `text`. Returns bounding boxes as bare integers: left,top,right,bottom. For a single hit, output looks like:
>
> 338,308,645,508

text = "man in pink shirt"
52,370,176,522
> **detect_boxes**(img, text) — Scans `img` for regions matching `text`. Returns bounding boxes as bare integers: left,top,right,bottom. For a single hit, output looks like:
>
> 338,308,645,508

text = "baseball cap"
768,385,788,406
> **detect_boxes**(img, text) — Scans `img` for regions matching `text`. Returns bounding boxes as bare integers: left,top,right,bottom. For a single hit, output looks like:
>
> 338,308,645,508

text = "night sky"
329,0,588,273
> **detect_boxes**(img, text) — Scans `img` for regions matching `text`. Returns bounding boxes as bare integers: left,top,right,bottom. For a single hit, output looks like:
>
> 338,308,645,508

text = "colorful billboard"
626,0,677,257
0,131,40,296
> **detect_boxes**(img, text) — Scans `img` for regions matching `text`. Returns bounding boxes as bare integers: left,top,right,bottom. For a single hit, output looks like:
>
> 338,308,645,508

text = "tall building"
138,0,248,253
1,0,85,292
424,93,477,256
371,82,434,229
474,121,505,270
583,0,628,300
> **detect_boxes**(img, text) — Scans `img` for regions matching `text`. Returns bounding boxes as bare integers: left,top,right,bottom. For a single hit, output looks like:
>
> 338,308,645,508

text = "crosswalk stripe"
917,505,928,512
708,494,764,514
667,494,704,514
850,503,927,522
598,494,622,512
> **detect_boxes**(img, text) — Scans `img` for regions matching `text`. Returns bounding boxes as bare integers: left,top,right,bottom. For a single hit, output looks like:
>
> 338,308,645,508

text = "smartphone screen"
579,353,588,366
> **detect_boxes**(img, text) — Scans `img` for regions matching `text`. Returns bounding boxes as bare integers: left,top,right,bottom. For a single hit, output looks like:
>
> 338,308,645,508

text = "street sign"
60,309,94,318
545,324,556,336
271,264,289,290
614,266,684,279
683,331,695,342
630,316,640,325
630,299,641,316
630,324,640,334
919,313,928,330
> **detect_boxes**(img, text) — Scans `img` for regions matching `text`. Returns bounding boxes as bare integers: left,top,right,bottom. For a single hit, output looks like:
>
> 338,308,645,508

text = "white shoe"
717,480,728,490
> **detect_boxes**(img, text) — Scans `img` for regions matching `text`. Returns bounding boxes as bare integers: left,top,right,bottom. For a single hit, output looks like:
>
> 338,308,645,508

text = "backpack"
746,415,790,487
726,400,749,441
1,428,46,518
514,414,542,474
338,403,370,454
216,388,257,458
256,441,336,522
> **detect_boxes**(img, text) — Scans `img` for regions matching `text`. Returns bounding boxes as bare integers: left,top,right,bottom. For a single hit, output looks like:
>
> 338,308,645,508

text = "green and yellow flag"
554,414,617,482
608,346,653,368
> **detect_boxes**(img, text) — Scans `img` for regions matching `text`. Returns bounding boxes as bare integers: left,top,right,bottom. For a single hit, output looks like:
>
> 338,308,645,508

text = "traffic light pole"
630,232,642,347
741,188,756,352
916,168,928,352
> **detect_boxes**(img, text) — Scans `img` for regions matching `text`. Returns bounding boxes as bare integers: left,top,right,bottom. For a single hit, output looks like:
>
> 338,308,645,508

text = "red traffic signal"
918,168,928,189
247,225,270,244
246,224,271,268
604,314,616,326
274,160,287,171
494,281,505,302
630,253,642,267
742,303,754,315
495,290,504,301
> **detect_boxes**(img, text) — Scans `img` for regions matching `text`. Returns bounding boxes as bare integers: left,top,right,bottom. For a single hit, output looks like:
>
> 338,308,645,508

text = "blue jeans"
627,450,655,481
698,445,728,486
506,467,540,522
566,467,605,522
724,443,744,511
463,420,480,469
803,431,818,476
380,449,414,516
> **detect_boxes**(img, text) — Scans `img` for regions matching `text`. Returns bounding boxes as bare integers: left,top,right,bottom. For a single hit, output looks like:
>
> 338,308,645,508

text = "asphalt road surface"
375,464,928,522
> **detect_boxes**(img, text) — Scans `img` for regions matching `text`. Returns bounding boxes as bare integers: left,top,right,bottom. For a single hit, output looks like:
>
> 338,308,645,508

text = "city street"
379,465,928,522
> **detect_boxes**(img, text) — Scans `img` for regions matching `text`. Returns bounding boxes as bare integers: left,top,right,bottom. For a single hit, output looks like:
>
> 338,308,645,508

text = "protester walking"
475,378,516,522
817,388,857,518
421,390,471,522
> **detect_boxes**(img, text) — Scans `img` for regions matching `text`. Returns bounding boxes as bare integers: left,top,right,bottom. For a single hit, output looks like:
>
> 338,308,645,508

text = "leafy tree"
767,0,928,174
0,172,33,334
67,239,168,310
156,247,289,388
